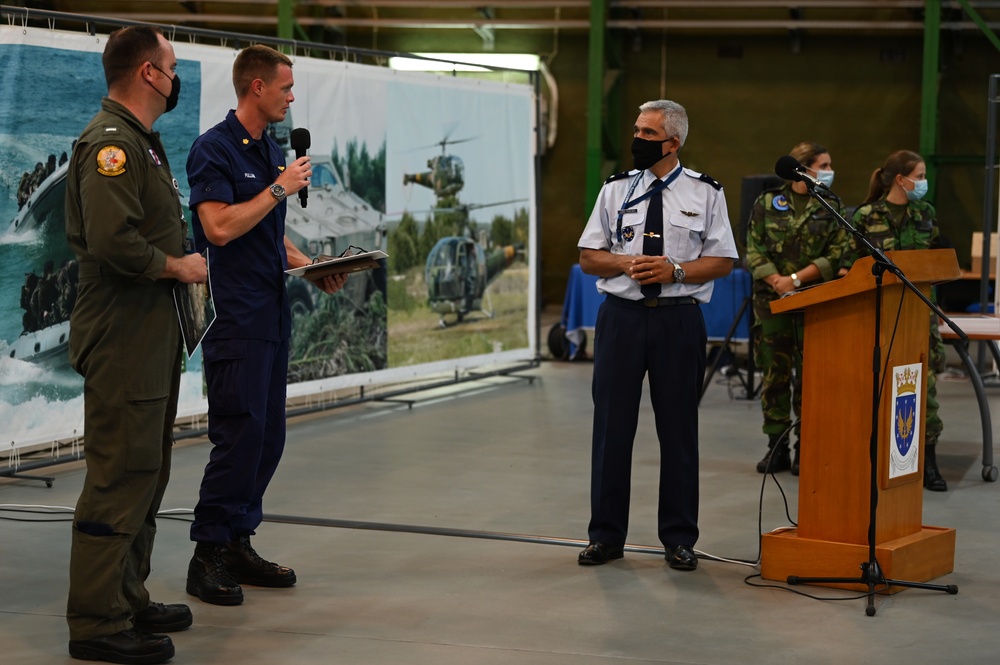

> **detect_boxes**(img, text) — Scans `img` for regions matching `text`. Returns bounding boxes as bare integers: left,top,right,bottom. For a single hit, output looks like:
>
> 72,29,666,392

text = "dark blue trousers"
588,296,706,550
191,338,288,544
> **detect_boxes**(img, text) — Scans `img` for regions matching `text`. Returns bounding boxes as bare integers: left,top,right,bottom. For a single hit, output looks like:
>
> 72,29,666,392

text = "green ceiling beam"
919,0,941,200
584,0,609,216
278,0,295,43
955,0,1000,52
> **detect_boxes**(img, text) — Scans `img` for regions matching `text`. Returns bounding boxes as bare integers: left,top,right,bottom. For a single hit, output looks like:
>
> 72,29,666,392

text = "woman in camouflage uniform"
746,142,849,475
843,150,948,491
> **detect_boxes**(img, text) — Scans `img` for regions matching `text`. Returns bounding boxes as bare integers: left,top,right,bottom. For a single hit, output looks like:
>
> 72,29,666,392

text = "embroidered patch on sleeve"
96,145,127,176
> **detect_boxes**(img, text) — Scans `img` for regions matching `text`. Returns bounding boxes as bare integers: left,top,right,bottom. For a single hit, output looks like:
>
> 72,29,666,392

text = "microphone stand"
784,179,961,616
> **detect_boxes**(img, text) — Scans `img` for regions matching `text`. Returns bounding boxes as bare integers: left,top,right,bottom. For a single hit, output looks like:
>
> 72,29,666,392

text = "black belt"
609,295,698,308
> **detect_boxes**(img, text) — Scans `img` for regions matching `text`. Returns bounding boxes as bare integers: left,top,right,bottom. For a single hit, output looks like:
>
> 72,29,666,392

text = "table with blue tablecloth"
556,264,751,360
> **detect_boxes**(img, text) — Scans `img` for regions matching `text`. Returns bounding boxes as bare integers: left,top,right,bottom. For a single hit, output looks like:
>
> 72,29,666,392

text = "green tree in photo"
331,138,386,213
388,212,419,272
490,214,513,247
513,207,529,248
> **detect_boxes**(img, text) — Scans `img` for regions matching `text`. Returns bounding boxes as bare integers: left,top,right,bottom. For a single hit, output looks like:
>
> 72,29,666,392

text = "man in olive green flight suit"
64,26,206,665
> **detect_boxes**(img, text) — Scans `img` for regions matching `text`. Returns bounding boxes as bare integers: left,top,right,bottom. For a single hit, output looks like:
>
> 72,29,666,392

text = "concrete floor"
2,350,999,664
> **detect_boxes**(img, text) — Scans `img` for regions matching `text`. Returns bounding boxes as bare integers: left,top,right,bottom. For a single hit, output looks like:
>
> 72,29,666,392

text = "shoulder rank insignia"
605,171,631,184
772,194,789,211
685,171,722,191
680,210,700,217
96,145,127,177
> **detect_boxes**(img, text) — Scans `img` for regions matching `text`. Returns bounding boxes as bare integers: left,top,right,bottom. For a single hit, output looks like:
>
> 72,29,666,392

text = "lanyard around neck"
616,166,682,243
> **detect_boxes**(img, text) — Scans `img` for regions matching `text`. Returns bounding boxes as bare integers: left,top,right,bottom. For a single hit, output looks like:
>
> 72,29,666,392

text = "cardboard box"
971,232,998,275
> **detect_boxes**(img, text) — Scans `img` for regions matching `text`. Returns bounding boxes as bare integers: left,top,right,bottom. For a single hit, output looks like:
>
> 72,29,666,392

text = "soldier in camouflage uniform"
746,142,849,475
842,150,948,491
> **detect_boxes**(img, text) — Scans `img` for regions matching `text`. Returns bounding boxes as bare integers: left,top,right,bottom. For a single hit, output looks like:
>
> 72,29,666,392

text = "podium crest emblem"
894,394,916,456
888,364,921,478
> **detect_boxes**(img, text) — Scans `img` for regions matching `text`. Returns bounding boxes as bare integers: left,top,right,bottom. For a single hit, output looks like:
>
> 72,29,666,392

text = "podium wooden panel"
760,249,960,591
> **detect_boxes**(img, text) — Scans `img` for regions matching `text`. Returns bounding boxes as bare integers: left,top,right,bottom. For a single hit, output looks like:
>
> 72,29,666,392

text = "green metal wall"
351,25,999,307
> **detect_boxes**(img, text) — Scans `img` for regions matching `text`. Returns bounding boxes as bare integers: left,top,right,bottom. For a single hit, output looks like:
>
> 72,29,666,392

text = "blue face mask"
815,169,835,188
906,177,928,201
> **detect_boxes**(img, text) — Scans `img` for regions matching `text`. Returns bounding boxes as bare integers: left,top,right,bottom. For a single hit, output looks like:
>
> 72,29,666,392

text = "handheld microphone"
774,155,827,189
290,128,311,208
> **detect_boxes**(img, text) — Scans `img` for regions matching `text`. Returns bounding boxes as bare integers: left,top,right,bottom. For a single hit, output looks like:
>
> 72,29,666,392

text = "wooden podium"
760,249,960,592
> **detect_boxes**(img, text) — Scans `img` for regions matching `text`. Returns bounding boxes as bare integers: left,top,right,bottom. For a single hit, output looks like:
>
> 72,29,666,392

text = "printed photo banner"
0,25,537,452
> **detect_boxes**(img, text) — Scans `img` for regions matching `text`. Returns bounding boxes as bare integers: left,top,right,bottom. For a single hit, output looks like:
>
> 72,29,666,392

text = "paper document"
173,249,216,359
285,249,388,280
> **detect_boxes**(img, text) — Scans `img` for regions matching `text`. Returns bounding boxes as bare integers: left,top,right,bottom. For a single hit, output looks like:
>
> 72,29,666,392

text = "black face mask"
149,64,181,113
631,136,671,171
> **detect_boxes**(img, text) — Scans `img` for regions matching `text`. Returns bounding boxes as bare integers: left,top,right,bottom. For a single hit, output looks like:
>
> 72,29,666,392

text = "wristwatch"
791,272,802,288
269,183,286,201
672,261,685,284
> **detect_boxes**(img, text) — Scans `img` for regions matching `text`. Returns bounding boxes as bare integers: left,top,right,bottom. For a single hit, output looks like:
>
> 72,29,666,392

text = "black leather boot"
757,436,791,474
923,445,948,492
186,542,244,605
221,535,297,588
69,629,174,664
133,601,192,633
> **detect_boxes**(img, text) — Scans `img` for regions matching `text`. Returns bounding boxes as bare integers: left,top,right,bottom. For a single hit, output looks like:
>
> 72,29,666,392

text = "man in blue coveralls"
185,44,346,606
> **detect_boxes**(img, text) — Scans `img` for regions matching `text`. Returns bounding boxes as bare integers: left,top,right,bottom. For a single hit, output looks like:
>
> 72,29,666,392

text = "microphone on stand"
774,155,827,190
290,128,311,208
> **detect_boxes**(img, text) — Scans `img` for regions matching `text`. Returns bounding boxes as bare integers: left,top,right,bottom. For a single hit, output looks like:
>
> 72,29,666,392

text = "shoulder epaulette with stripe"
605,171,632,184
686,171,722,191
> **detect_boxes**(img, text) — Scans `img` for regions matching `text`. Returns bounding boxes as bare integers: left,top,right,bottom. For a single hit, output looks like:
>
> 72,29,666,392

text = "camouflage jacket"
842,198,939,271
746,183,849,301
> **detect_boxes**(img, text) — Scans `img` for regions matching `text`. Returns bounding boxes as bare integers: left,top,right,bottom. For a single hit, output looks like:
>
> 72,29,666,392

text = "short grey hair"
638,100,689,147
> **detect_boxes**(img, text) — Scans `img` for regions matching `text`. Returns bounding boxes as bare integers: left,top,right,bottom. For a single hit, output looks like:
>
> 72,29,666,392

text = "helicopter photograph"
383,78,536,366
399,134,527,327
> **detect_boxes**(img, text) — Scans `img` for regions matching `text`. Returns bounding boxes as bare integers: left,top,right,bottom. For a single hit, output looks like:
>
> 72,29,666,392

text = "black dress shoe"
665,545,698,571
221,535,297,587
578,541,624,566
187,542,244,606
68,629,174,664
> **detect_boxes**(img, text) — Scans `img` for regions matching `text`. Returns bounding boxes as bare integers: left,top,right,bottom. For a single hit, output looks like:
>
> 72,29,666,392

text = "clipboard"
172,248,216,359
284,249,388,280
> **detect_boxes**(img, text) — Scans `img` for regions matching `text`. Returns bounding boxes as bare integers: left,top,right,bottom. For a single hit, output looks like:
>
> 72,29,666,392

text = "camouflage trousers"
926,315,945,448
753,305,804,442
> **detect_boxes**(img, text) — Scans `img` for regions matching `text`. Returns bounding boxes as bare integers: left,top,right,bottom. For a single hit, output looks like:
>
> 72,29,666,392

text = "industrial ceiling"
18,1,1000,42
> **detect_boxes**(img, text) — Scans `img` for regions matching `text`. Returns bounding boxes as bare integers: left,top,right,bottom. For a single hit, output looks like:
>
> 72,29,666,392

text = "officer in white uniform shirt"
576,99,738,571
